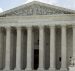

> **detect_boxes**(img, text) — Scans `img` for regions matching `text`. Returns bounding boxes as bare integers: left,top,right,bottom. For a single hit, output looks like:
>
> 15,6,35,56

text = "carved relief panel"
0,4,72,17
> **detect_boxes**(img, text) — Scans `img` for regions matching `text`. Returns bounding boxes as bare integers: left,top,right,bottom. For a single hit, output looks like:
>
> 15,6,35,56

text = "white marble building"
0,1,75,71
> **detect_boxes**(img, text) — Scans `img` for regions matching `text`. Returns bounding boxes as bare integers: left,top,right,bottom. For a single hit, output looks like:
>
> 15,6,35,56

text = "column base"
60,68,67,71
25,68,32,71
38,67,44,71
15,68,21,71
4,68,10,71
49,68,55,71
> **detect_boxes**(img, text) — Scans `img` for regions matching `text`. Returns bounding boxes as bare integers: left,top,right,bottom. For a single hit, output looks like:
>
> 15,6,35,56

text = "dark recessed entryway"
34,49,39,70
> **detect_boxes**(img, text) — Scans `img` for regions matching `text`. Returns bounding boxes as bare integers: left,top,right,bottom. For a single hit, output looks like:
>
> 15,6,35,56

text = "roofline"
34,1,75,13
0,1,75,16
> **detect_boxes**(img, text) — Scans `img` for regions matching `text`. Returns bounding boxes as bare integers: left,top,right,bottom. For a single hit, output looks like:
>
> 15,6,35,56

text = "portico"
0,1,75,71
0,25,68,71
0,14,74,71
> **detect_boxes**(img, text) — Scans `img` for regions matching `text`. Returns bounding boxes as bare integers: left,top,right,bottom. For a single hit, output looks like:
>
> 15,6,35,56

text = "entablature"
0,14,75,27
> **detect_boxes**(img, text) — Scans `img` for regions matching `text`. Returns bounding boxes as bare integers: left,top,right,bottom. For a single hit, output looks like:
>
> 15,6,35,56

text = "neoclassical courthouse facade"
0,1,75,71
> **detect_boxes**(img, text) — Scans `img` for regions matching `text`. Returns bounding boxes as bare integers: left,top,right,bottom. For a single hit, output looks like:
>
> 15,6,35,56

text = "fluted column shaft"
38,26,44,70
72,26,75,65
0,28,4,69
49,26,55,71
60,26,67,71
15,27,22,70
26,27,32,70
5,27,11,70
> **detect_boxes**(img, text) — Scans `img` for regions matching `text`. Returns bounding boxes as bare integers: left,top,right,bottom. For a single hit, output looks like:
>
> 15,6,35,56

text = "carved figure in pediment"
27,8,33,15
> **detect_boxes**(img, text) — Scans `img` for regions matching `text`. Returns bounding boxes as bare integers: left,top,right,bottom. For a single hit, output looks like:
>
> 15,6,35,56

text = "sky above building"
0,0,75,12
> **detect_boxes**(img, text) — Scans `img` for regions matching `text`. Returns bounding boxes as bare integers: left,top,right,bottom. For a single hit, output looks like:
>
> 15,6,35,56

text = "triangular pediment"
0,1,75,17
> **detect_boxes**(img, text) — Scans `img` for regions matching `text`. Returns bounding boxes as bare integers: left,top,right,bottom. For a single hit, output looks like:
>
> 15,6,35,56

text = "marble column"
15,27,22,70
26,27,32,70
72,26,75,65
0,28,4,69
60,26,67,71
5,27,11,70
49,26,55,71
38,26,44,70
